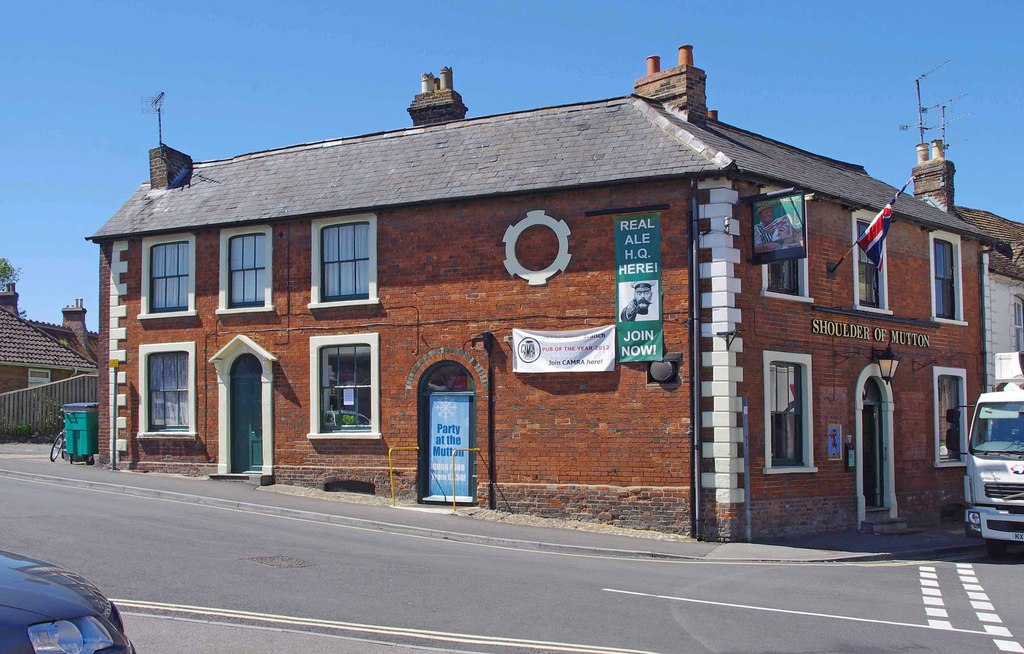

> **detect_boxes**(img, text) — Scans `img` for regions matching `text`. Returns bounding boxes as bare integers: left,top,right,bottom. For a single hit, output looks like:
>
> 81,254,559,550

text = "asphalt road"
2,473,1022,653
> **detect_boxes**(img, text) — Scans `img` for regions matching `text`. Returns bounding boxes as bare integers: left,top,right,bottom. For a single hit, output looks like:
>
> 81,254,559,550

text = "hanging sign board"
512,326,616,373
425,395,474,502
615,213,663,362
751,193,807,264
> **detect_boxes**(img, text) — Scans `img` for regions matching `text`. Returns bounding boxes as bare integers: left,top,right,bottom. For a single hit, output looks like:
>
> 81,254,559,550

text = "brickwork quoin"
101,180,696,534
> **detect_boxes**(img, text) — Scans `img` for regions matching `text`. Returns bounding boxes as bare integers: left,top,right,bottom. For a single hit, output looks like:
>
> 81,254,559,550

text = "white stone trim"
762,350,815,473
853,365,898,525
218,225,274,313
138,341,197,439
309,214,378,309
209,334,277,475
139,232,197,318
108,240,129,458
308,333,381,439
928,230,965,323
851,209,890,311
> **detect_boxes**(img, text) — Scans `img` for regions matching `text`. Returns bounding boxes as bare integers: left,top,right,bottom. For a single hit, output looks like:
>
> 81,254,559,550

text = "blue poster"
427,395,473,501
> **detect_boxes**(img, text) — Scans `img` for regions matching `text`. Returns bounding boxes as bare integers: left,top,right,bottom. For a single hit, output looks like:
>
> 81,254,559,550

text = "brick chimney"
634,44,707,124
0,283,18,315
912,139,955,212
62,298,92,360
149,144,193,190
407,67,469,127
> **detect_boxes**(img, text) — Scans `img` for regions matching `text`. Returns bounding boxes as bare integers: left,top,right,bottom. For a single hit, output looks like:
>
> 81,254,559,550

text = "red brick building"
90,47,987,540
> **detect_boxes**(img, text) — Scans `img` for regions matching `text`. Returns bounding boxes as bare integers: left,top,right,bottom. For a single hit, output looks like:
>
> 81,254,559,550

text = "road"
1,470,1022,653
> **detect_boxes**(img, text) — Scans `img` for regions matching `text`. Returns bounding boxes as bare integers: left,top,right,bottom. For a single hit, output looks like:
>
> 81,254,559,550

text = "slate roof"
0,309,97,369
957,206,1024,281
91,95,985,240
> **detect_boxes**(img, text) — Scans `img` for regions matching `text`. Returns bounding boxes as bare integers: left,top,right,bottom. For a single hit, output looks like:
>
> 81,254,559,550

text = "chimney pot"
439,67,453,90
707,109,718,121
646,56,661,75
0,283,19,315
931,139,945,160
916,143,929,164
420,74,433,94
679,45,694,66
408,67,468,126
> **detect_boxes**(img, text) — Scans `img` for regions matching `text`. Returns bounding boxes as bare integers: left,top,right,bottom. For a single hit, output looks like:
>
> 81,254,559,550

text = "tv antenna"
141,91,166,144
898,60,957,143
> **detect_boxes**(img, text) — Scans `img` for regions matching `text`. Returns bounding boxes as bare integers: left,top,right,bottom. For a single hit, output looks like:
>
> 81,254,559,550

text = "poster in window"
751,193,806,264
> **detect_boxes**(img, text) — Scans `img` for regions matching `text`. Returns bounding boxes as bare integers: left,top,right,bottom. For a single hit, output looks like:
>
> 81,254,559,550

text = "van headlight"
27,616,114,653
967,510,982,532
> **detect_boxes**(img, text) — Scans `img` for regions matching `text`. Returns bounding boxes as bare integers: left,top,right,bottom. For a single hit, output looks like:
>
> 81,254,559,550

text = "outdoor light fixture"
872,346,901,385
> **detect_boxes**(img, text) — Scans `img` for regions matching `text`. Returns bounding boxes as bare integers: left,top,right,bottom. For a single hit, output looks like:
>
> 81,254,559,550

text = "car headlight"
27,616,114,653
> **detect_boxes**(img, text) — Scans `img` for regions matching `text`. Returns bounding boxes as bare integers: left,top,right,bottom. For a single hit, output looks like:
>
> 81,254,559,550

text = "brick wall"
99,179,696,533
0,365,79,394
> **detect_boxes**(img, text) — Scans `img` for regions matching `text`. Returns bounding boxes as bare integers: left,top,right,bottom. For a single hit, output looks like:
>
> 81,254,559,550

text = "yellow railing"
451,448,481,512
387,446,419,507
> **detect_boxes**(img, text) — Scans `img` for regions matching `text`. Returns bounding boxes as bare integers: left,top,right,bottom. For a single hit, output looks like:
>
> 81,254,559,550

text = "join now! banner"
614,213,663,362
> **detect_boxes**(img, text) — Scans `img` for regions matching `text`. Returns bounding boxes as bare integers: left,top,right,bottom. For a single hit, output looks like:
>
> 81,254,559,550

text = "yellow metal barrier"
387,446,419,507
451,447,481,512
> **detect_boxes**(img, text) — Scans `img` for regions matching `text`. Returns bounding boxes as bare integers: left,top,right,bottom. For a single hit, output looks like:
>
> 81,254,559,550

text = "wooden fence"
0,374,98,437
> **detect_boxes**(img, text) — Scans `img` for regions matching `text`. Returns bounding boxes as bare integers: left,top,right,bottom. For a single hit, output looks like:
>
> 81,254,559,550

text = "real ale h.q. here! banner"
614,213,663,362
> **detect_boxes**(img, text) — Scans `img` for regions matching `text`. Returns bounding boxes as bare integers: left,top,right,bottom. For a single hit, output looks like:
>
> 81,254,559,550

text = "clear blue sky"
2,0,1021,331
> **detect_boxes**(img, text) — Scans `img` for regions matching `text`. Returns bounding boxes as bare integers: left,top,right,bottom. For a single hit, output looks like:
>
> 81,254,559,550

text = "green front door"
230,354,263,473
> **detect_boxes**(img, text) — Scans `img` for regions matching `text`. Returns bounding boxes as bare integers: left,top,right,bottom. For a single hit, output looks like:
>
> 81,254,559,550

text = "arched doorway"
418,362,477,503
230,354,263,473
861,378,885,508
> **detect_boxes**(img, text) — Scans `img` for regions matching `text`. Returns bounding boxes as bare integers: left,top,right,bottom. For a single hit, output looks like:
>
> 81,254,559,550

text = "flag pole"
825,178,913,278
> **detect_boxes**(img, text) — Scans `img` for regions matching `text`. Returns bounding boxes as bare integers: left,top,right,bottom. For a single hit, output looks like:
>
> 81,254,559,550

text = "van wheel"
985,539,1008,557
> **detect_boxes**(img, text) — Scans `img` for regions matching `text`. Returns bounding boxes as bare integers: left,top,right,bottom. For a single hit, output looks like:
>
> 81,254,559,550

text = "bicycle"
49,428,67,463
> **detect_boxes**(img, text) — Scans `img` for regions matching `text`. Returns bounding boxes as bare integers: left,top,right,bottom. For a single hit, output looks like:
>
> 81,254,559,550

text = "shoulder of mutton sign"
502,210,572,286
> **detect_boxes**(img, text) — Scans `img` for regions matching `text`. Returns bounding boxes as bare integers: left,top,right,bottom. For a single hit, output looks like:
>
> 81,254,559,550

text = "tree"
0,258,19,288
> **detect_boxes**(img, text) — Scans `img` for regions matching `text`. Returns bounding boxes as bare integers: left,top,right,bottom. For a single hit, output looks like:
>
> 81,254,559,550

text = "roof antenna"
898,61,956,144
141,91,166,145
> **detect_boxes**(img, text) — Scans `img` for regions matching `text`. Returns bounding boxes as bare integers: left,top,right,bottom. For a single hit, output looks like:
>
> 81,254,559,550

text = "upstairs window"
150,241,190,312
1015,298,1024,351
767,260,799,295
229,233,266,308
857,220,882,308
310,215,378,309
933,239,956,319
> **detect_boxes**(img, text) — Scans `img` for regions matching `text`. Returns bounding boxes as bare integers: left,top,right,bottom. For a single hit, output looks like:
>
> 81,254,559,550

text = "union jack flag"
856,179,912,270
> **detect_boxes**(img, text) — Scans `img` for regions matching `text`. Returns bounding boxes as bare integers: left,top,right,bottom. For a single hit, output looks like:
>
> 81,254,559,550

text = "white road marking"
116,599,660,654
988,627,1015,638
965,584,985,592
968,592,990,601
953,563,1022,653
923,597,945,607
920,579,940,587
920,571,938,579
922,587,943,596
979,613,1004,624
602,588,990,636
925,608,948,618
995,640,1024,653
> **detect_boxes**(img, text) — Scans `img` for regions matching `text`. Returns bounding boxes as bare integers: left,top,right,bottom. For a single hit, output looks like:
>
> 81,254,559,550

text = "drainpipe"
979,249,989,391
474,332,497,509
689,178,703,538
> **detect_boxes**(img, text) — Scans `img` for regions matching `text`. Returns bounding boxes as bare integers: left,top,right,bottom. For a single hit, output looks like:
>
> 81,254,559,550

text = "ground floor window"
308,333,380,438
27,369,50,386
138,342,196,437
934,366,967,465
763,351,815,472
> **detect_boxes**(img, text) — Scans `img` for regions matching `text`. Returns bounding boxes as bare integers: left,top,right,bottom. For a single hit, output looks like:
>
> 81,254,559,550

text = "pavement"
0,442,983,563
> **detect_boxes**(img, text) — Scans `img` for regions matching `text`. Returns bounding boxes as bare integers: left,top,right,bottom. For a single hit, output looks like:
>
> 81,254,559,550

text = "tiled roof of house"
0,310,97,369
91,96,985,240
957,206,1024,281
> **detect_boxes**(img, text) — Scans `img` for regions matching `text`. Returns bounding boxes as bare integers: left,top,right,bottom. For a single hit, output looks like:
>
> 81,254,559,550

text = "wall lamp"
872,346,901,385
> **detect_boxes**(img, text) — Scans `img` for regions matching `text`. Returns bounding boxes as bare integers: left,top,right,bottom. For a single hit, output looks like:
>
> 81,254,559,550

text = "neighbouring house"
954,204,1024,389
0,284,98,394
90,45,991,540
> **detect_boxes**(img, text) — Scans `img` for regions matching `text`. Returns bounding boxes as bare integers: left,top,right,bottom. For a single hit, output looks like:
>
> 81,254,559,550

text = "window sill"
138,310,197,320
216,305,275,316
856,306,893,316
307,432,382,440
138,431,197,440
932,316,968,327
761,291,814,304
763,465,818,475
934,460,966,468
308,298,380,310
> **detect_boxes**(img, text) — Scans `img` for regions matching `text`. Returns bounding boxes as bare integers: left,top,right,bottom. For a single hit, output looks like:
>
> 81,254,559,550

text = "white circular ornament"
502,210,572,286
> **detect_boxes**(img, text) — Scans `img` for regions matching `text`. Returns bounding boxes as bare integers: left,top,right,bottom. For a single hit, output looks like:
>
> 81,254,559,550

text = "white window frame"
933,365,967,467
217,225,274,315
309,214,379,310
928,230,966,325
27,369,51,386
851,209,891,314
759,189,813,304
138,341,197,439
140,233,197,319
1014,297,1024,351
763,350,817,474
308,333,381,439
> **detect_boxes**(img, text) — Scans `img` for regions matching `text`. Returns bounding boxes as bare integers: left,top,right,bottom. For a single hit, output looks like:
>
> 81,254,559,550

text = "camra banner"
614,213,663,362
512,326,616,373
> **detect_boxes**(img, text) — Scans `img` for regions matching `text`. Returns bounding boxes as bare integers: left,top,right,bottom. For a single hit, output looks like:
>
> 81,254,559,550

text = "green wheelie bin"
63,402,99,465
